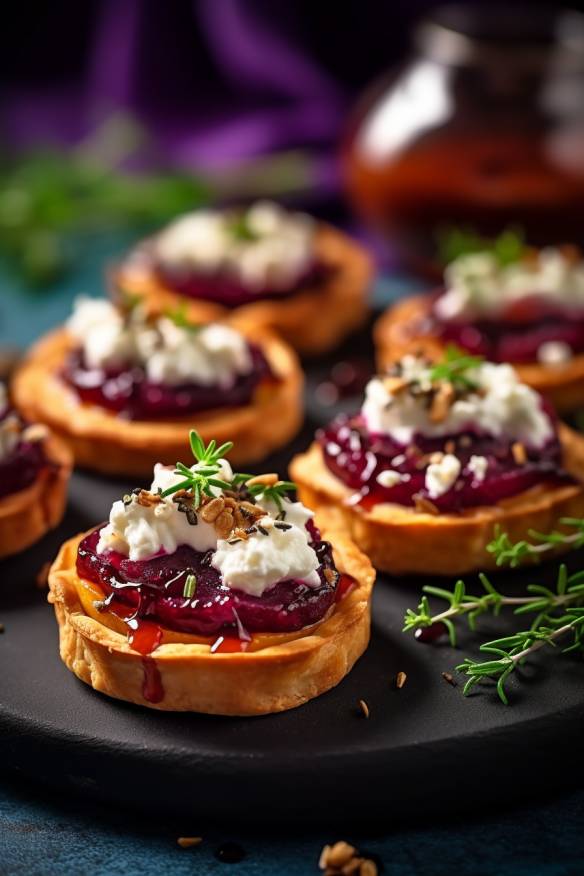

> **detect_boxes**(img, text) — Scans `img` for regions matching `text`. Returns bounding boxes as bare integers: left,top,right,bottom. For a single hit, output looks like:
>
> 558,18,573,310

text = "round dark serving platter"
1,344,584,824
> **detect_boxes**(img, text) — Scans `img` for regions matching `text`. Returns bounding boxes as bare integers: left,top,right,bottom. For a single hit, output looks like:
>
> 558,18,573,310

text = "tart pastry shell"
290,425,584,576
374,293,584,413
12,327,303,476
0,432,72,559
47,517,375,715
115,224,373,356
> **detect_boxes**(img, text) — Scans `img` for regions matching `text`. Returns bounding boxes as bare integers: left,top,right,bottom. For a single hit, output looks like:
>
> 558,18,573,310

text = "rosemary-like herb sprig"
428,345,483,391
403,562,584,703
160,430,233,505
246,481,297,513
487,520,584,567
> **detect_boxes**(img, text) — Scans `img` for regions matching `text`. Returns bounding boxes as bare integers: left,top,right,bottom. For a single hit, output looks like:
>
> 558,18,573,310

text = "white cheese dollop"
537,340,573,365
154,200,315,293
211,516,320,597
361,358,553,449
435,248,584,322
97,462,321,597
466,455,488,483
67,297,253,387
425,454,461,499
376,470,409,488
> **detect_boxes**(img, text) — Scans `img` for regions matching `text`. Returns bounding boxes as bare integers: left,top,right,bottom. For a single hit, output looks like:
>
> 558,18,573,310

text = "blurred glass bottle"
342,4,584,273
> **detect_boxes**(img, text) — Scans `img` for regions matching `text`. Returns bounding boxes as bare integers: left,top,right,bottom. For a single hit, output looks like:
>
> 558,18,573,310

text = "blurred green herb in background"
436,226,527,268
0,113,315,286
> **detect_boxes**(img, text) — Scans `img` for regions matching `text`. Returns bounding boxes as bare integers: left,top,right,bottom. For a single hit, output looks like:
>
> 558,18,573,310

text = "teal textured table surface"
1,242,583,876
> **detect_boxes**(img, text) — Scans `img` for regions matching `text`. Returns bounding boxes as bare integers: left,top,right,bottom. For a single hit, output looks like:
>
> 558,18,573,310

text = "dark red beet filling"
153,260,328,308
319,413,572,513
0,409,47,499
429,292,584,363
76,520,339,637
62,344,275,419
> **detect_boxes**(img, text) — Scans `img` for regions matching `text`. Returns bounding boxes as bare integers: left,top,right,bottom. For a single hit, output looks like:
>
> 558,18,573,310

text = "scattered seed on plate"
442,672,457,687
358,699,370,718
177,836,202,848
395,671,407,689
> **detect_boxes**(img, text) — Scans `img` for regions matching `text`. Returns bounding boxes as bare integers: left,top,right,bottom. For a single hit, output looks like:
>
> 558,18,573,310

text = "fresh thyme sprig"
160,430,233,505
487,520,584,567
246,481,297,514
164,302,202,332
428,345,483,390
456,616,584,704
403,563,584,703
436,226,527,268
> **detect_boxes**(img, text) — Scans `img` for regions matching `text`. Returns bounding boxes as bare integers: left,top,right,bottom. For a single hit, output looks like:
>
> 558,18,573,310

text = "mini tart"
12,327,303,477
374,294,584,413
290,424,584,576
0,432,72,559
47,514,375,715
115,225,373,356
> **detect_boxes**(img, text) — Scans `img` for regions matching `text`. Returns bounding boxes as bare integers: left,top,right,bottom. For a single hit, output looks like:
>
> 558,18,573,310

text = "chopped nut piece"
395,671,407,689
429,382,455,423
22,423,48,443
135,490,162,508
327,842,357,869
381,376,409,395
319,845,332,870
442,672,457,687
341,859,363,876
177,836,202,849
200,497,225,522
214,509,235,539
245,473,278,488
358,699,370,719
413,494,440,516
512,441,527,465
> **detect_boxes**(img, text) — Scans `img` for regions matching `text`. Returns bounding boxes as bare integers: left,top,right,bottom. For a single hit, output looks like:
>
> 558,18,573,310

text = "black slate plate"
1,335,584,824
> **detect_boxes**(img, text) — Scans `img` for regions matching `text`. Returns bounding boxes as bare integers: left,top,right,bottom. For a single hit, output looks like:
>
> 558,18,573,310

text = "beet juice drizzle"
78,528,354,703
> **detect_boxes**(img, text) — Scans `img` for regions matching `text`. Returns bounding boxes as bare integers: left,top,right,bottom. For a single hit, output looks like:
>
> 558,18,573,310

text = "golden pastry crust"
374,293,584,413
12,326,303,476
290,424,584,576
115,224,373,355
0,432,72,558
47,519,375,715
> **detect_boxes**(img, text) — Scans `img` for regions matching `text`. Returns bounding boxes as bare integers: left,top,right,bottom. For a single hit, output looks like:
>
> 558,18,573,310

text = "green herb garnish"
164,302,202,332
404,542,584,704
229,212,259,242
436,226,527,268
246,480,297,514
487,520,584,567
160,430,233,505
428,345,483,390
183,574,197,599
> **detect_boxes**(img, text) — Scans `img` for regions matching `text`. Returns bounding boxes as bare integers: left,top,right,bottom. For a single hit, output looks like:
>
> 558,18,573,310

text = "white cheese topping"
97,462,321,597
153,200,315,292
211,516,320,597
436,248,584,322
425,454,461,499
536,340,573,365
67,297,253,387
361,357,553,449
376,470,410,488
466,454,488,482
